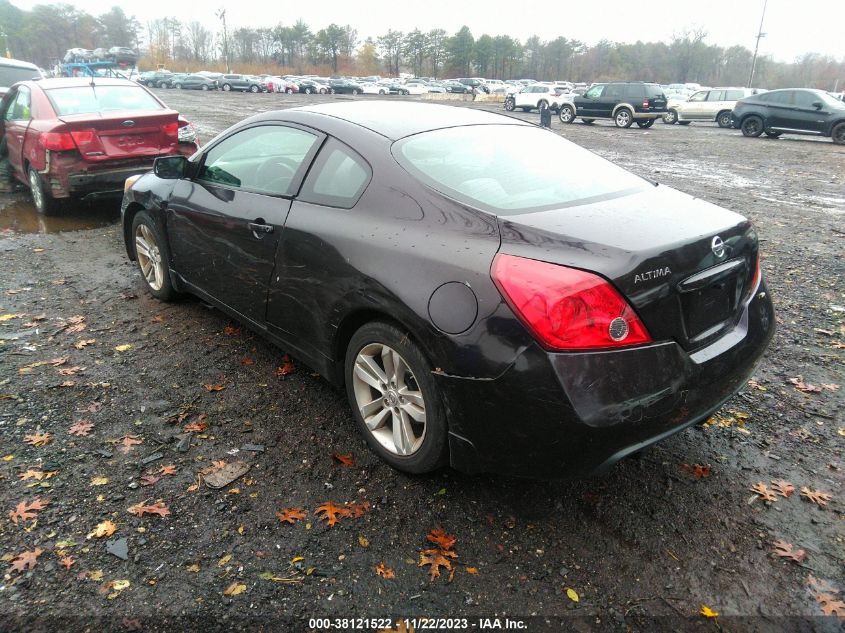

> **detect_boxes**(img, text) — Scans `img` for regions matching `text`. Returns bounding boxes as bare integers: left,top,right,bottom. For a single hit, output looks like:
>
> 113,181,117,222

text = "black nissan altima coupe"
121,102,774,478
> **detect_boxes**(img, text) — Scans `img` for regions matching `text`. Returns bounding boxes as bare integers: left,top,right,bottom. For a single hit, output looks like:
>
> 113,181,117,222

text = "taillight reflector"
39,132,76,151
491,253,652,351
161,122,179,138
70,129,96,146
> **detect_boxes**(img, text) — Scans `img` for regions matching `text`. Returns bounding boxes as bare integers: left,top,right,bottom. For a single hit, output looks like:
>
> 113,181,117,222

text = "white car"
484,79,507,94
398,81,430,95
360,82,383,95
664,87,755,127
504,84,570,112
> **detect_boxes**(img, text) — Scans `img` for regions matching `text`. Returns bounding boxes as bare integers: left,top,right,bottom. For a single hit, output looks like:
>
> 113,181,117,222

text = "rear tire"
832,122,845,145
352,89,360,95
678,121,691,126
201,84,209,91
345,321,448,474
28,168,62,216
581,118,594,124
131,210,175,302
764,130,782,138
521,107,530,112
559,104,575,123
222,84,231,92
249,85,259,93
717,111,733,128
741,115,764,137
614,108,633,128
663,109,678,124
504,97,515,111
636,119,655,128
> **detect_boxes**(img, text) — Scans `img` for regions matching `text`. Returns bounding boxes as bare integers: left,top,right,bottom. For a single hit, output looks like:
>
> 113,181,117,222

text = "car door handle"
248,221,273,237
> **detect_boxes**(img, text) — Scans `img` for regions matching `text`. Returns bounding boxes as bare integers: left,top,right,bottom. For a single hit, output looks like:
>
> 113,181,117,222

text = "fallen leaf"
807,575,840,595
332,451,354,466
223,326,241,336
9,548,43,573
24,432,52,447
750,481,777,502
375,562,395,579
223,582,246,597
816,593,845,617
9,497,49,524
68,420,94,437
186,563,200,573
700,605,719,618
314,501,352,527
790,377,822,393
74,339,96,350
139,474,159,487
101,578,130,599
218,554,232,567
346,500,370,518
358,535,370,547
275,354,295,377
158,465,177,476
127,499,170,518
90,476,109,486
19,469,55,481
117,435,143,455
465,566,479,574
680,463,712,479
418,549,454,581
114,344,132,352
89,520,117,538
0,313,22,321
60,556,75,570
566,588,579,602
800,487,832,507
241,357,254,366
770,479,795,498
427,528,457,551
773,539,806,563
203,384,225,392
821,383,840,392
275,507,307,524
58,365,85,376
184,414,208,433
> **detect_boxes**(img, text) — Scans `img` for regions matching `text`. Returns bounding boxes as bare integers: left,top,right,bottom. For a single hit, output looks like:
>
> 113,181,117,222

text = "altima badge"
711,236,726,259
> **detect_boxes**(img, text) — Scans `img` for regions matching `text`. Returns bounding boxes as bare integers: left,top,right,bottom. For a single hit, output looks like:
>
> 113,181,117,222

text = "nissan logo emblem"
711,236,726,259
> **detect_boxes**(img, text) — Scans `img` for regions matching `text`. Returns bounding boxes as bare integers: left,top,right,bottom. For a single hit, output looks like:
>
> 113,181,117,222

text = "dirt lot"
1,91,843,633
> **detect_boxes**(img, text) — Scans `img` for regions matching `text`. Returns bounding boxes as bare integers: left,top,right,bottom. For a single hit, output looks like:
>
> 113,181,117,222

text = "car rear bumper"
438,281,775,479
44,145,198,199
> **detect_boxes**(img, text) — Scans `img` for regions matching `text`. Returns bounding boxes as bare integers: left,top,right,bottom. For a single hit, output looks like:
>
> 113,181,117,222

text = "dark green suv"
560,81,668,128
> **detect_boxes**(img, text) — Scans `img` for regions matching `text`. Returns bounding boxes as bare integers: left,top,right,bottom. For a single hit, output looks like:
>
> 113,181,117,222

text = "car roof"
0,57,39,70
279,101,530,140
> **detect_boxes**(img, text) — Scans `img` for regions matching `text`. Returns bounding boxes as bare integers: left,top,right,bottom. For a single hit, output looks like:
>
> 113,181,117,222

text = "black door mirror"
153,155,188,179
811,101,823,110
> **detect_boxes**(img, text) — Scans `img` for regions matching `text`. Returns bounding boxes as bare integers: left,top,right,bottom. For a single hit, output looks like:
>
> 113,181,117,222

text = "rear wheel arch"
123,202,146,261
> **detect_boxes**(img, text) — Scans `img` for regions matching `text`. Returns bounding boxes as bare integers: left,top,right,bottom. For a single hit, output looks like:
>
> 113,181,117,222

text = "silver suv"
664,88,756,127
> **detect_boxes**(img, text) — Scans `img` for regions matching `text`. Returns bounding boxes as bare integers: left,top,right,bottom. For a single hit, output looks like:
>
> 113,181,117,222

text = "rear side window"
725,90,745,100
758,91,790,104
707,90,726,101
299,138,371,209
603,84,623,99
624,84,645,98
45,85,162,115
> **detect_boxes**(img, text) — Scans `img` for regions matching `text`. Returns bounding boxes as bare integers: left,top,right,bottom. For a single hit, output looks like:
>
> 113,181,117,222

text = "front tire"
741,115,764,137
222,83,231,92
352,89,360,95
345,321,447,474
249,85,259,93
559,104,575,123
717,111,733,128
581,118,595,124
28,168,62,216
201,84,209,91
663,109,678,124
131,210,175,302
764,130,782,138
305,87,312,94
614,108,633,128
504,97,515,111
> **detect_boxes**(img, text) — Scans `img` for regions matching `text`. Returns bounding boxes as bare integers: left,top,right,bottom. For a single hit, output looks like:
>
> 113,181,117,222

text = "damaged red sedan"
0,77,198,214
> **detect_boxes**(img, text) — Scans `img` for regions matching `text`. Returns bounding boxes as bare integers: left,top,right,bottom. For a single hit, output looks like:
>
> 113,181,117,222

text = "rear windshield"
45,85,162,116
394,124,648,215
0,65,40,86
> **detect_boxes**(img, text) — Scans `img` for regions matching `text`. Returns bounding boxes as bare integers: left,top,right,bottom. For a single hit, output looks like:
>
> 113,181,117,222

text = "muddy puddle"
0,195,120,234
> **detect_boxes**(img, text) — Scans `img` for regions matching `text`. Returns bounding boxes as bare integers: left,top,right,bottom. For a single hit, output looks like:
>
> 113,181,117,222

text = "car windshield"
394,124,648,215
0,65,41,86
46,85,163,115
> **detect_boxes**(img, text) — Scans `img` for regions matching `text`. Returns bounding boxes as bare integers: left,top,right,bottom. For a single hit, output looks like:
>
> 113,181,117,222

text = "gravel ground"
0,91,843,633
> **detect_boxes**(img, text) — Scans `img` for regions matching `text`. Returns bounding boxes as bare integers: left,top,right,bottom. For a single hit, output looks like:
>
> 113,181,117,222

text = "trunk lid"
497,184,758,352
57,110,179,162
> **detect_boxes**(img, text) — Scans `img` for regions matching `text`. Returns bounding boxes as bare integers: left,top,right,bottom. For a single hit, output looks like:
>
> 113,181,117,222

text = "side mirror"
153,155,189,179
812,101,823,110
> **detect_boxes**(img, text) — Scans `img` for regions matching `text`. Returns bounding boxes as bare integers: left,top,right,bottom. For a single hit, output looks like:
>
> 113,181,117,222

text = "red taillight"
161,122,178,138
70,129,96,146
642,99,650,108
491,253,652,351
39,132,77,151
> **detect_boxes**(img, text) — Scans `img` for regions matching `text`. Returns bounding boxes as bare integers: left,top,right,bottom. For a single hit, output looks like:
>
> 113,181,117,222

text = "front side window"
689,91,707,102
585,85,604,98
4,87,31,120
198,125,319,196
792,91,821,108
299,138,371,209
395,124,647,215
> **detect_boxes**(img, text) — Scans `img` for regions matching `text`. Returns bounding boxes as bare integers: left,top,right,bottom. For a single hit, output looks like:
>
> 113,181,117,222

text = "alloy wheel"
351,343,426,457
134,223,165,291
29,170,44,212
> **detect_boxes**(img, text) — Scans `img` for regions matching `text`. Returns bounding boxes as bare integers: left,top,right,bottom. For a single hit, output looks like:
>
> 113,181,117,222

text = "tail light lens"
70,129,96,146
39,132,77,151
642,99,650,108
491,253,652,351
161,121,179,139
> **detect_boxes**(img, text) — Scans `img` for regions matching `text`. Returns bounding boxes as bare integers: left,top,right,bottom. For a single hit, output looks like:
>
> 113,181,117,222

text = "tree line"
0,1,841,90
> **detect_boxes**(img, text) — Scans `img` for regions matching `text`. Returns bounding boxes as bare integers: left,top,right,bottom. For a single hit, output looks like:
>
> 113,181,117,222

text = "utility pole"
216,8,229,73
747,0,768,88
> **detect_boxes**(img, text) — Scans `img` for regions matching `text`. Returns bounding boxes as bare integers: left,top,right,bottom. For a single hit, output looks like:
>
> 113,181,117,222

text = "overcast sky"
10,0,845,62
